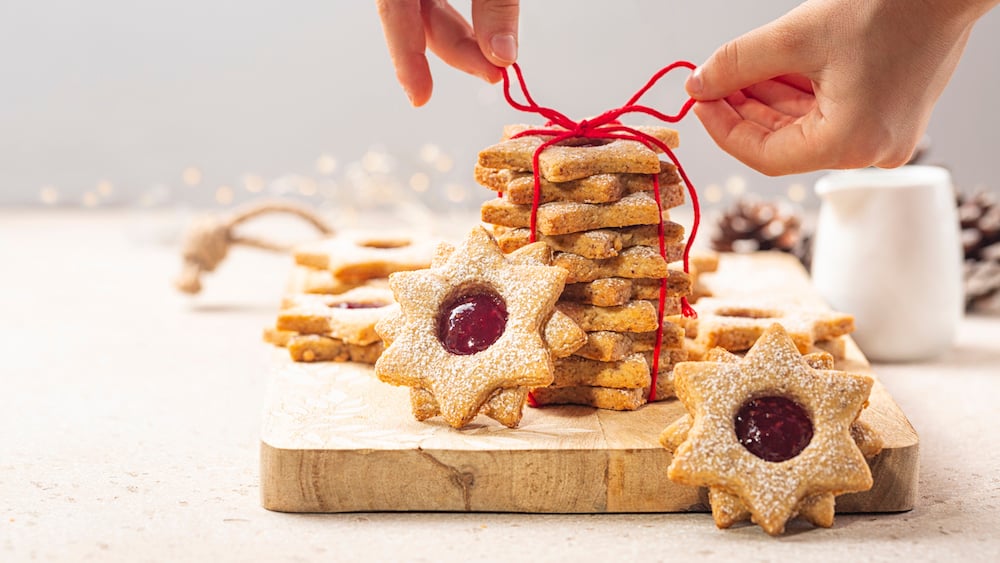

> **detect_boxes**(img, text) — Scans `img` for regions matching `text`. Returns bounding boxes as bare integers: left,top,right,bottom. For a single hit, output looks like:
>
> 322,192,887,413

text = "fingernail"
490,33,518,64
687,67,704,95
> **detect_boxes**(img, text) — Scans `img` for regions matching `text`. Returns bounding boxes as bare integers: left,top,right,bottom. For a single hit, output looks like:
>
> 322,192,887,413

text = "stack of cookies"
263,231,438,364
476,124,692,410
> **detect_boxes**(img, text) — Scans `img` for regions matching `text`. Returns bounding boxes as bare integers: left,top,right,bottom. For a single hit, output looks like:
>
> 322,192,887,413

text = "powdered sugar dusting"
668,324,874,535
374,226,568,428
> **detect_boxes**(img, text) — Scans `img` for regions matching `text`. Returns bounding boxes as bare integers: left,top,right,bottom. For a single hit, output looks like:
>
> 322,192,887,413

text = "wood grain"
260,252,919,513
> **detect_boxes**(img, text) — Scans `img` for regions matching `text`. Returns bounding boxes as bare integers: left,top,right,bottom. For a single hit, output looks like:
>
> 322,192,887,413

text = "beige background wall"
1,1,998,209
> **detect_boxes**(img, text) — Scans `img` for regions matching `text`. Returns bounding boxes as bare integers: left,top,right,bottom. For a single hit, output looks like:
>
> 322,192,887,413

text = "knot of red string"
500,62,701,403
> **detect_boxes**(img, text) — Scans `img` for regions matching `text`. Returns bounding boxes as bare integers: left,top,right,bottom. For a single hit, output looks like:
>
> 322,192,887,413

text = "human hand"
685,0,993,176
376,0,520,107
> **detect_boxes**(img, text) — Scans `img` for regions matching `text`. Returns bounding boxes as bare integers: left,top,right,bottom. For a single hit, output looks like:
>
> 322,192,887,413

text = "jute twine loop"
174,200,333,294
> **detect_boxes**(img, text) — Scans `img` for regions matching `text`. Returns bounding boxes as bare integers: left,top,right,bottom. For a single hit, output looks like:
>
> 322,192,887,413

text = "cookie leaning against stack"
263,230,438,364
478,123,692,410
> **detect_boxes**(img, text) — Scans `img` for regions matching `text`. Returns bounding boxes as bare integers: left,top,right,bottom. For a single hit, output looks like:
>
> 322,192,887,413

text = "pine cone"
958,190,1000,312
711,198,804,255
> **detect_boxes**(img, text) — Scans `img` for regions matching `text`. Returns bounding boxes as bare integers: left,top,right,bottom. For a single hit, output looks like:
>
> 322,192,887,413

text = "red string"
499,62,701,403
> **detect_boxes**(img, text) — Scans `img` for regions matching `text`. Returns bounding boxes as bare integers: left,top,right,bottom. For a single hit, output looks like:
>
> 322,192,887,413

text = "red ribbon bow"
500,62,701,402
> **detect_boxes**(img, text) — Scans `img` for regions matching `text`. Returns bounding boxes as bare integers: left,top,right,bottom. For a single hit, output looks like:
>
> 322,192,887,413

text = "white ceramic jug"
812,166,963,362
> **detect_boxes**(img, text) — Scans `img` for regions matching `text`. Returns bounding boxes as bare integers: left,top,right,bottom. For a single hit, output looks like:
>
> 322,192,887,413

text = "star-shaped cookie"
663,324,874,535
293,230,438,282
478,124,680,183
681,296,855,355
373,227,571,428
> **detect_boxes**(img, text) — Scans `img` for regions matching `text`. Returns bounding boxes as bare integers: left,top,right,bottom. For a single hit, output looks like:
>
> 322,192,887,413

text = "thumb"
687,19,814,100
472,0,520,66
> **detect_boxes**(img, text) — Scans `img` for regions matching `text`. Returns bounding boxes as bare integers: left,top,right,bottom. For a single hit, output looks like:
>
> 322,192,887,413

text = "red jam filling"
734,396,813,462
436,289,507,355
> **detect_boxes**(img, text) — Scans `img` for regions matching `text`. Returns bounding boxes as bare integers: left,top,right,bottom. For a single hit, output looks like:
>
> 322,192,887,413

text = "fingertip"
408,91,429,107
472,0,520,66
400,73,433,107
408,84,432,107
685,67,705,98
488,32,517,66
482,66,503,84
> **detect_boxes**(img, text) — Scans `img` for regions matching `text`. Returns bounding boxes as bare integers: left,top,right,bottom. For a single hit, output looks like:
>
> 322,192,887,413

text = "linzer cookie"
265,325,387,365
629,325,686,353
373,227,573,429
277,286,396,344
265,285,397,365
573,331,634,362
476,162,682,205
685,335,850,362
556,300,659,333
551,353,651,389
262,327,295,347
554,245,679,284
543,310,587,359
530,385,647,411
559,277,635,307
380,247,585,361
660,344,883,493
479,124,680,182
662,324,875,535
287,335,383,364
294,230,437,282
682,296,855,355
433,239,586,359
493,222,685,261
286,265,380,295
561,271,691,307
482,191,676,236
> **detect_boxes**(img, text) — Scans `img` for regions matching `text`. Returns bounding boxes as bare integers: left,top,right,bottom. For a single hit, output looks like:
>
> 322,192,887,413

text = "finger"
727,92,799,131
376,0,433,106
775,73,813,94
471,0,520,66
694,101,831,176
742,79,815,117
686,17,816,101
422,0,503,84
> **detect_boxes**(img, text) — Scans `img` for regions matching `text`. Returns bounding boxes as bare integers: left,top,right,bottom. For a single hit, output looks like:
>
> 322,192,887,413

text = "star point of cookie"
665,324,874,535
374,226,569,428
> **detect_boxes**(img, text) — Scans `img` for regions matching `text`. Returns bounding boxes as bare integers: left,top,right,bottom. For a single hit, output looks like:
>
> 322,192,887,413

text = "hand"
685,0,993,176
376,0,520,107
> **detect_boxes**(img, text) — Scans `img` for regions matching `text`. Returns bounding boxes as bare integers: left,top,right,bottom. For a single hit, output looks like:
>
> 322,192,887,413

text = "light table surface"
2,211,999,562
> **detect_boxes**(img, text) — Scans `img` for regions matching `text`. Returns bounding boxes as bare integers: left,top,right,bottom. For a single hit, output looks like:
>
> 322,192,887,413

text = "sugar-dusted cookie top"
277,286,396,345
664,324,874,536
478,124,679,183
683,296,855,354
293,230,438,282
373,227,572,429
475,160,682,205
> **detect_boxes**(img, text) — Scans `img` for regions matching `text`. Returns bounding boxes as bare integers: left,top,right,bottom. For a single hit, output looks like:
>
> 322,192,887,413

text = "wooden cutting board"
260,252,919,513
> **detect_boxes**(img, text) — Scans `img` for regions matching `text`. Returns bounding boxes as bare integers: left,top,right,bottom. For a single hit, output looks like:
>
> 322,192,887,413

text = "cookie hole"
716,307,780,319
357,238,411,249
556,138,612,148
436,283,508,356
734,395,813,462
